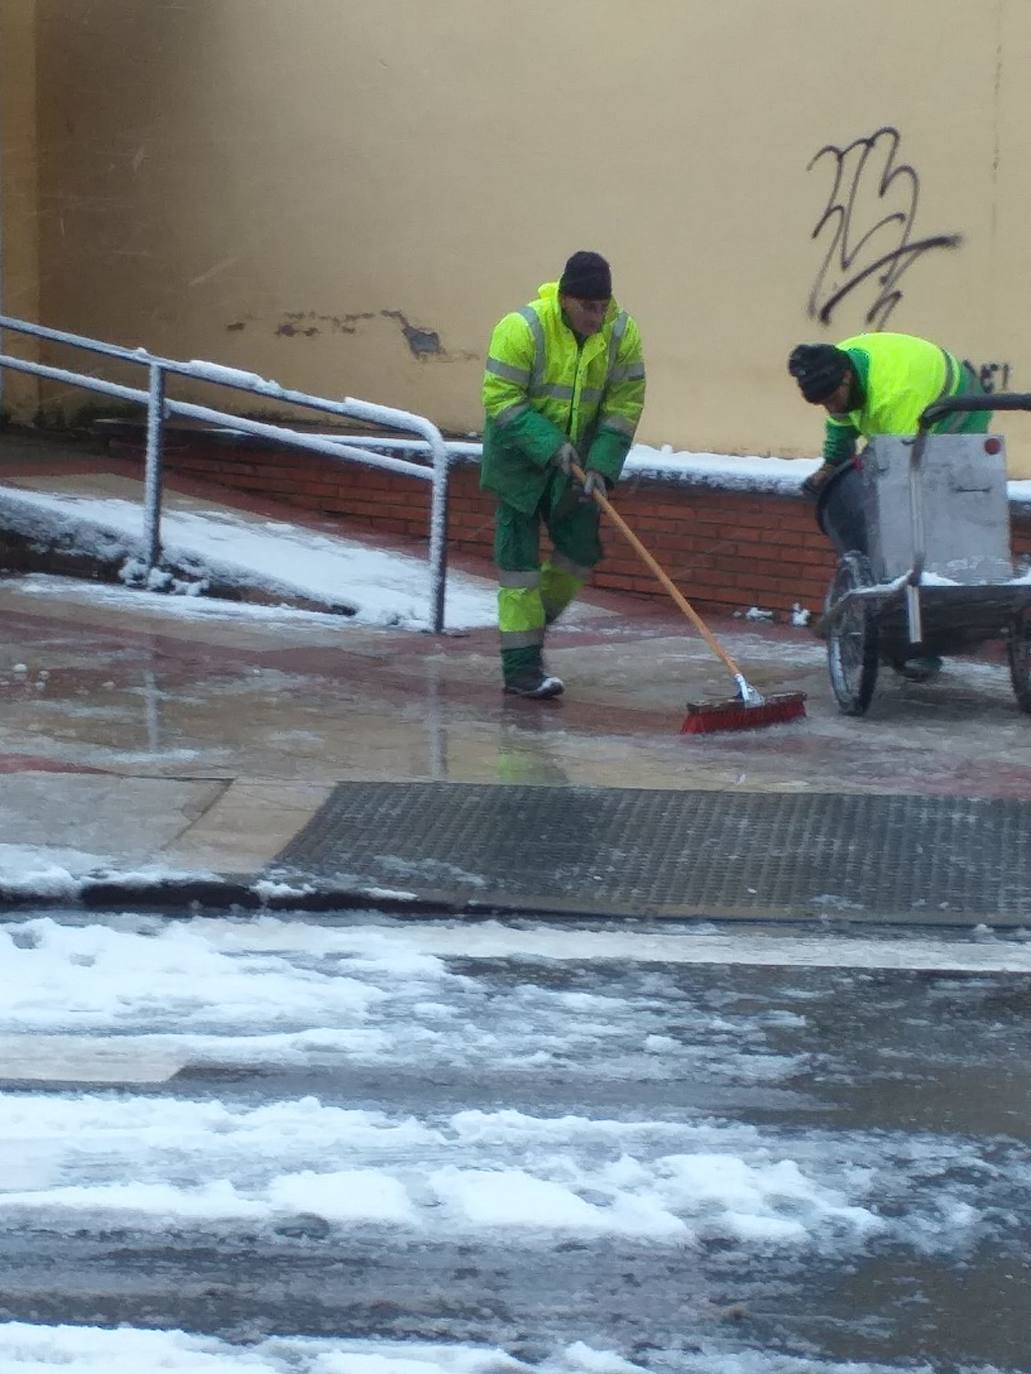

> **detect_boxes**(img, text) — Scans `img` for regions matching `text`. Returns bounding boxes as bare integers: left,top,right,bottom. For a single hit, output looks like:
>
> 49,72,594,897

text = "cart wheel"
826,552,879,715
1007,609,1031,714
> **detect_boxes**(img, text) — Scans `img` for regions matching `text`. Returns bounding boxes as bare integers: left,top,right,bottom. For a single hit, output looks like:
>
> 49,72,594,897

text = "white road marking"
0,1035,187,1084
396,925,1031,973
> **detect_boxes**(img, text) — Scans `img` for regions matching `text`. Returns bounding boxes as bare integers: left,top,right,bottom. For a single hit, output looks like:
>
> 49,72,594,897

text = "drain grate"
274,783,1031,924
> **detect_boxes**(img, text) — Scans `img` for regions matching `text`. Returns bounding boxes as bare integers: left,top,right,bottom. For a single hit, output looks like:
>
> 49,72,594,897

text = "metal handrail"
0,315,455,631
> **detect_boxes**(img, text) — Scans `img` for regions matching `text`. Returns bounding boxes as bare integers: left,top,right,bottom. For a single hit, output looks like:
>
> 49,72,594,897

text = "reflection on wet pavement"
2,580,1031,799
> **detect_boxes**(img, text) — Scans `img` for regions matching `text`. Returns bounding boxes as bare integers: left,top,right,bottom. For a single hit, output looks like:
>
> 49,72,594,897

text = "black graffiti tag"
807,127,961,329
964,360,1013,394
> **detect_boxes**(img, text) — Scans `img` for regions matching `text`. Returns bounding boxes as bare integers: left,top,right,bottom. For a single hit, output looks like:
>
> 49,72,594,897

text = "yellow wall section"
0,0,41,417
3,1,1030,473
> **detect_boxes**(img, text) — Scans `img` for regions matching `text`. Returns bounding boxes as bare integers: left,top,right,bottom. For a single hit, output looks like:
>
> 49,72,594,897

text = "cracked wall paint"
260,309,469,361
379,310,442,357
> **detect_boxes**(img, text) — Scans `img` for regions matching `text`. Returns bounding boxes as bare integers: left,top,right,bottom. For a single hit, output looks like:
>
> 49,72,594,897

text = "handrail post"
427,434,451,633
143,362,166,573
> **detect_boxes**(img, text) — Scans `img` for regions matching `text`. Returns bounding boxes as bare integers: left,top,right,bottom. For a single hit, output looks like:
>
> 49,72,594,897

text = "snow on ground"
0,913,1028,1262
1,1322,995,1374
0,489,498,630
12,571,384,627
0,915,818,1084
1,912,1028,1370
0,1088,906,1250
0,844,119,900
0,844,217,903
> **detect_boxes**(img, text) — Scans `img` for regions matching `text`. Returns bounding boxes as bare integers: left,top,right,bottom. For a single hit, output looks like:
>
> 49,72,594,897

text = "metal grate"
274,783,1031,924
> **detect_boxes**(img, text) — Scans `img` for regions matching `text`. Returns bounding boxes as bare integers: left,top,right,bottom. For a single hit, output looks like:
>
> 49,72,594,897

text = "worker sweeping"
480,251,646,698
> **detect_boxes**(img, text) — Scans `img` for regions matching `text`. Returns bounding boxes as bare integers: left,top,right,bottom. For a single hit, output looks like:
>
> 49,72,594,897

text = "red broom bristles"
680,692,807,735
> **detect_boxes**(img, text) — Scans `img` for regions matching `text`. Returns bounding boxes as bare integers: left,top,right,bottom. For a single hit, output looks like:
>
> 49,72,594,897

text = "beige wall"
0,0,40,418
9,0,1031,473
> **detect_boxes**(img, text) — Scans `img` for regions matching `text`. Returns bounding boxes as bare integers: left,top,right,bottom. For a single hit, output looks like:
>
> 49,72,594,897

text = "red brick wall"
113,434,1031,620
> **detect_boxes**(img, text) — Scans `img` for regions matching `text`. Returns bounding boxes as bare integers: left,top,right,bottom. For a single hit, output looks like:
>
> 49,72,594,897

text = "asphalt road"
1,912,1029,1372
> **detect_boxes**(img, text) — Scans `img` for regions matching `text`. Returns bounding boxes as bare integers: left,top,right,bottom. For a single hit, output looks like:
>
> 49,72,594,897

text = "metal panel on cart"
862,435,1013,583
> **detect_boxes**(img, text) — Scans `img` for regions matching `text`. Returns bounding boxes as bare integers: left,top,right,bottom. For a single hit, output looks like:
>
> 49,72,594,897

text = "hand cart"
818,392,1031,716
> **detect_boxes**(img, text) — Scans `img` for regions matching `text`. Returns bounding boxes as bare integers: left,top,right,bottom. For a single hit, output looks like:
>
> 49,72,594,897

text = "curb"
0,875,455,916
0,874,1023,930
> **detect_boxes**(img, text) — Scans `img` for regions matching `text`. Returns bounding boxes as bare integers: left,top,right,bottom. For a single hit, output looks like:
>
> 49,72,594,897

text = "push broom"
572,463,807,734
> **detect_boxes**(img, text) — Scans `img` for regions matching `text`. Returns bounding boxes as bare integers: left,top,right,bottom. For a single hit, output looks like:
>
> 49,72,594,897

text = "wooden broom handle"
572,463,743,680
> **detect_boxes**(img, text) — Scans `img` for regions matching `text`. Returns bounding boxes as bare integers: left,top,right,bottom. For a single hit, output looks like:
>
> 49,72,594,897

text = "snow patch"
0,488,497,630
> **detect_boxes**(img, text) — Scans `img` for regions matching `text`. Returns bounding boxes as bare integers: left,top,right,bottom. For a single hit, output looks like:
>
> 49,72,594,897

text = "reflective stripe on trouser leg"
498,586,546,684
495,497,548,685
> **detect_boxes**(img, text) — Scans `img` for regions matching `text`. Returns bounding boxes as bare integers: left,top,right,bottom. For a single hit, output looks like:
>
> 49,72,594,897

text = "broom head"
681,691,807,735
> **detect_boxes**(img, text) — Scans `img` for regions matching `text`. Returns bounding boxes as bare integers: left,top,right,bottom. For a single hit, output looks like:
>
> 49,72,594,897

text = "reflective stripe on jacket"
480,281,645,513
823,332,965,465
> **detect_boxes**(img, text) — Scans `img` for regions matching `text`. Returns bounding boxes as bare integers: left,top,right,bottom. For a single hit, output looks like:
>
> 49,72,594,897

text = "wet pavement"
2,434,1031,915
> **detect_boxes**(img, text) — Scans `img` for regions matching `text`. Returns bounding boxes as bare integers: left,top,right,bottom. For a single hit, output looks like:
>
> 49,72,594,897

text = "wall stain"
225,322,246,332
380,309,443,357
270,309,474,362
277,310,375,337
276,321,320,338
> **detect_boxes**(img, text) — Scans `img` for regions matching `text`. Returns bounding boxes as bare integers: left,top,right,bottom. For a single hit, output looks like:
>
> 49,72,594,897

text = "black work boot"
503,667,565,699
890,655,943,683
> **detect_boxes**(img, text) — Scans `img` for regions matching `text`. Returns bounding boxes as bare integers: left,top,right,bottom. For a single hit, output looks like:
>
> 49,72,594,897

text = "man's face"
822,375,852,415
560,294,610,336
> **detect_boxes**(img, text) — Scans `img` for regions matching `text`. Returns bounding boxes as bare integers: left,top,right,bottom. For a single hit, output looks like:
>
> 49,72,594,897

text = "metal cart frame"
821,392,1031,716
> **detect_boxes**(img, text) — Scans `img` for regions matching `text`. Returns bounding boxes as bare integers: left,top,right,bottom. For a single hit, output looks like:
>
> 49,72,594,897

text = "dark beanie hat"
559,250,612,301
788,343,851,403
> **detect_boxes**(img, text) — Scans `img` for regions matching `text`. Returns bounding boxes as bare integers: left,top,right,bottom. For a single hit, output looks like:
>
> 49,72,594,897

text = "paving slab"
158,779,337,873
0,773,227,858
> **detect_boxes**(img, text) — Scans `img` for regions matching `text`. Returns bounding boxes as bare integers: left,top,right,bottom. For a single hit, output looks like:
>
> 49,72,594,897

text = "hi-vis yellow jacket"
823,332,980,465
480,281,646,514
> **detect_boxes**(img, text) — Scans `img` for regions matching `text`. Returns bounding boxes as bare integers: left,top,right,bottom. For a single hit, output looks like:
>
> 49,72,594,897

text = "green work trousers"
494,471,603,684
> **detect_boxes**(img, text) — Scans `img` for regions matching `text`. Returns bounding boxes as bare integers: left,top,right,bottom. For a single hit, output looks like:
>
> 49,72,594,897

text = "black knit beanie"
559,251,612,301
788,343,851,403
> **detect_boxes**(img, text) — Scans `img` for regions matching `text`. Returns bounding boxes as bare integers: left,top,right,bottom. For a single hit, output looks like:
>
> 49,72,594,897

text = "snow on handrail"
0,316,455,631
